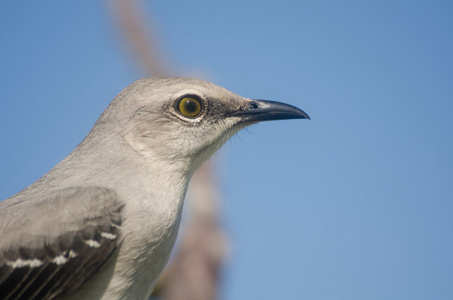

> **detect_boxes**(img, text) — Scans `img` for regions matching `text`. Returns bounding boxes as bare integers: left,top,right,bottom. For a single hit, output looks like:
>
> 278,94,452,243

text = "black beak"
231,99,310,123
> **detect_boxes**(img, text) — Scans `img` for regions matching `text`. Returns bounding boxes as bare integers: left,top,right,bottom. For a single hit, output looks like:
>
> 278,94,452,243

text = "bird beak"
231,99,310,123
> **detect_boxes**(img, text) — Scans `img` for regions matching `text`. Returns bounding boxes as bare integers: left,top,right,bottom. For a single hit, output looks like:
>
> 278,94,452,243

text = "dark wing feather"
0,187,123,300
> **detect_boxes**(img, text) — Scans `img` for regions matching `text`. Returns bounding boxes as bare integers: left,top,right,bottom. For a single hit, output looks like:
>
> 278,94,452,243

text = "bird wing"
0,186,124,300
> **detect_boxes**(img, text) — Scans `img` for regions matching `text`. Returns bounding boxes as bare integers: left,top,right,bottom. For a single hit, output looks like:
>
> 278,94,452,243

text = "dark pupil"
185,100,198,113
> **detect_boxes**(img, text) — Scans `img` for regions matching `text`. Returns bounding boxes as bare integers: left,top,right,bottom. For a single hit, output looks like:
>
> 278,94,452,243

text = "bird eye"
177,96,202,118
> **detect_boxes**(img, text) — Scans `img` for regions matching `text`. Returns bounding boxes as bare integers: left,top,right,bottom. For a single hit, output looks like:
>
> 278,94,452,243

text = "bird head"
96,77,309,173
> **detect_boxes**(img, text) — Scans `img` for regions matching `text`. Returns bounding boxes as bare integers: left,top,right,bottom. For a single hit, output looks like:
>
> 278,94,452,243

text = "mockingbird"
0,77,310,300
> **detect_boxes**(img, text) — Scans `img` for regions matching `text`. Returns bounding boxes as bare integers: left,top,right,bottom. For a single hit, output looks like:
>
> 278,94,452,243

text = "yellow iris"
178,97,202,117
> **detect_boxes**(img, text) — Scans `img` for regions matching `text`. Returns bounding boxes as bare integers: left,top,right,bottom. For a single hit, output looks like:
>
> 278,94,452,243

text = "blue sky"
1,1,452,299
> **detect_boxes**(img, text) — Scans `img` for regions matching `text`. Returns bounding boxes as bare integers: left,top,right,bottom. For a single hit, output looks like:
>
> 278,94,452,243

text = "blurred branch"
152,165,229,300
108,0,167,76
105,1,229,299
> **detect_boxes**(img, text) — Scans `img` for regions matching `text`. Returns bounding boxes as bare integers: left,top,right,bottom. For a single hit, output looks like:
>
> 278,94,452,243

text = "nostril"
249,102,259,110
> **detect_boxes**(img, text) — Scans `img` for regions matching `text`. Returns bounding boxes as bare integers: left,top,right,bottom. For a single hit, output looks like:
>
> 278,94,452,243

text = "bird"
0,77,310,300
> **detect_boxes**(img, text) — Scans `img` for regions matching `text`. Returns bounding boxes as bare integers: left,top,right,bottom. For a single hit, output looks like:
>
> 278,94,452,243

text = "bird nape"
0,77,309,300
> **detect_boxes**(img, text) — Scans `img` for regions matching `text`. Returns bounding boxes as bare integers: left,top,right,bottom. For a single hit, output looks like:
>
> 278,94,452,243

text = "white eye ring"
170,91,208,123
